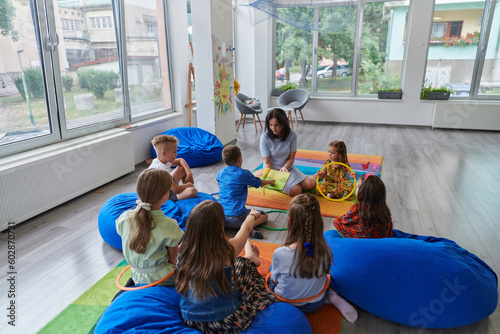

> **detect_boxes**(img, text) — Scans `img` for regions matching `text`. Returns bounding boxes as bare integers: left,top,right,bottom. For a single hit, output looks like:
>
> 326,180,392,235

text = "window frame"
272,0,408,98
470,0,498,100
425,0,499,100
0,0,175,158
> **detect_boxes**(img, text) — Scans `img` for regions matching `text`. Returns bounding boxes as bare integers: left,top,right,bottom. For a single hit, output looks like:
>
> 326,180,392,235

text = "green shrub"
24,67,44,98
88,70,109,99
62,75,74,92
106,71,120,90
77,69,91,89
12,75,26,100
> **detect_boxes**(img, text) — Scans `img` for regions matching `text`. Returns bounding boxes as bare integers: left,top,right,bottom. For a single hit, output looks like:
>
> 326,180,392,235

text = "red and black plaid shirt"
333,203,393,239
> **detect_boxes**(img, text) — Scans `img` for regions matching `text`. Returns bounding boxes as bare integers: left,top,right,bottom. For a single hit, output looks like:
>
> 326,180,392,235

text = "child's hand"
269,179,276,187
185,171,194,184
317,168,327,178
250,208,261,219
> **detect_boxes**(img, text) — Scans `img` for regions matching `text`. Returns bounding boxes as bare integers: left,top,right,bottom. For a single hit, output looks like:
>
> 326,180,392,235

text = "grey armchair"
235,93,263,133
277,88,310,129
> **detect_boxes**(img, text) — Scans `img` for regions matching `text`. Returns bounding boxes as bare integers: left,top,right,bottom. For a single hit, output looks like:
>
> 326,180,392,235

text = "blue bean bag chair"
98,192,216,250
151,127,223,168
94,286,312,334
325,229,498,329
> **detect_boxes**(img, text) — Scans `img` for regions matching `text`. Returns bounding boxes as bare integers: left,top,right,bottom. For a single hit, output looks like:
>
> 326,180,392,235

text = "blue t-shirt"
216,166,262,216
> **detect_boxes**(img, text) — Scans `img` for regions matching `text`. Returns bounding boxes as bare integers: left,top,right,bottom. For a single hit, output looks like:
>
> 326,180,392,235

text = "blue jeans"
296,292,327,313
225,209,265,229
270,280,327,313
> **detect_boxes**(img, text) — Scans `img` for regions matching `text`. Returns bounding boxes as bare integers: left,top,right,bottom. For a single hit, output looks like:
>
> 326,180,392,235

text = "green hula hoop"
260,210,289,231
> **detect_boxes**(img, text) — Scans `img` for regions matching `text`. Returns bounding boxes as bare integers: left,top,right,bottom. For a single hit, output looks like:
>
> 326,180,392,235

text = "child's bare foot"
244,240,261,267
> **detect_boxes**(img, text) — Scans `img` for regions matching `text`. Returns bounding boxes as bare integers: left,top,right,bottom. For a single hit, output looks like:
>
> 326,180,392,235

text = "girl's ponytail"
130,206,155,254
129,169,172,254
287,194,332,279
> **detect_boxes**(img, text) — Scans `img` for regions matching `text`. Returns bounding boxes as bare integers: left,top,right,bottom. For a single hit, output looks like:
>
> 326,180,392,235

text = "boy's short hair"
222,145,241,166
151,135,179,153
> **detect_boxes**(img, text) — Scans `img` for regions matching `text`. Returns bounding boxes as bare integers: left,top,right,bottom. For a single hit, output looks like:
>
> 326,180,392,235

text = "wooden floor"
1,121,499,333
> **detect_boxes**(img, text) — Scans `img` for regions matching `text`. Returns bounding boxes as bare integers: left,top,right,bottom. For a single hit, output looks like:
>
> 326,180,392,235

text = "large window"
424,0,499,98
0,0,174,157
274,6,313,93
124,1,172,118
273,0,409,96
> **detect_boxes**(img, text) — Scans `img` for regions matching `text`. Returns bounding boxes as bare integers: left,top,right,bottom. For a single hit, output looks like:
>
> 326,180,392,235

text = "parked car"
317,65,352,78
445,83,482,97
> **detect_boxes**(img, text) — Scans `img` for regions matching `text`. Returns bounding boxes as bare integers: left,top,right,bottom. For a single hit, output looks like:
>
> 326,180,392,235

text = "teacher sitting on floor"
254,108,316,197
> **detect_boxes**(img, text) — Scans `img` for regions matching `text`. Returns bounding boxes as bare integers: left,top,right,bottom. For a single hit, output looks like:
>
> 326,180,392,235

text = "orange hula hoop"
115,265,175,291
264,272,331,303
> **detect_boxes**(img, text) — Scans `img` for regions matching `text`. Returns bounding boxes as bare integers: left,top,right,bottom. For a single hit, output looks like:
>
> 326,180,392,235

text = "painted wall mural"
213,62,233,116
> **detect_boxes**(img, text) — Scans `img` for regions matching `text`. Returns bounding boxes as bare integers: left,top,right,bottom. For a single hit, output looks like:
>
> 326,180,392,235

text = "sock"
327,291,358,323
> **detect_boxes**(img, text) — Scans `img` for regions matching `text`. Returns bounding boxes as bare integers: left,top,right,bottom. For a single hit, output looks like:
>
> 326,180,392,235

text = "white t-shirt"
149,158,172,172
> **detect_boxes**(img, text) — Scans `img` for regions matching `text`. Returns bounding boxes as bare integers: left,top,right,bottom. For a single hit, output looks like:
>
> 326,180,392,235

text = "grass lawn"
0,85,164,134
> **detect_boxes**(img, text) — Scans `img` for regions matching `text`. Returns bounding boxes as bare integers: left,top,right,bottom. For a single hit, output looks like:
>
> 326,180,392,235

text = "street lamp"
17,49,35,126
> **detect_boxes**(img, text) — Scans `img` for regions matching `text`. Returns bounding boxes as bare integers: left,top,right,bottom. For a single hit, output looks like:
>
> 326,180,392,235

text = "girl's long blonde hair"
176,200,235,299
285,194,332,279
129,168,172,254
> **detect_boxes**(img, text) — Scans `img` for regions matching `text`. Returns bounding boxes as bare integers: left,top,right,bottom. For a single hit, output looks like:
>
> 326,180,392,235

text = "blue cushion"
98,192,216,250
94,286,312,334
151,127,223,168
325,229,498,329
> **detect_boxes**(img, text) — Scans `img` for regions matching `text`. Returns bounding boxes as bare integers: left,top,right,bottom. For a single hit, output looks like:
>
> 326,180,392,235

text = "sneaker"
250,229,263,239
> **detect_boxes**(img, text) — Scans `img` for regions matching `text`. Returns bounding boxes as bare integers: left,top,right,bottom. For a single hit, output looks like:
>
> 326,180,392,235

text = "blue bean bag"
98,192,217,250
325,229,498,329
151,127,223,168
94,286,312,334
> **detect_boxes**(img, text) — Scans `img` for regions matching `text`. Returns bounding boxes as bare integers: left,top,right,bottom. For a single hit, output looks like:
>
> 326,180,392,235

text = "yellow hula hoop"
316,162,357,202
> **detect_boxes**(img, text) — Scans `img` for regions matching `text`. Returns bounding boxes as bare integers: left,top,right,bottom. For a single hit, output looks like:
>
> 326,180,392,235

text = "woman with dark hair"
255,108,316,196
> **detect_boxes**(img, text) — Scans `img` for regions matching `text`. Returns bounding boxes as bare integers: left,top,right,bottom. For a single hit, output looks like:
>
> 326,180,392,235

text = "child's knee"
289,185,302,197
188,187,198,197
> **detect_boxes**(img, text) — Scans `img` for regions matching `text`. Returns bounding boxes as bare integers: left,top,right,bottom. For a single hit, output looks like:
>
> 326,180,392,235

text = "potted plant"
421,82,454,100
377,88,402,99
360,60,402,99
272,81,298,96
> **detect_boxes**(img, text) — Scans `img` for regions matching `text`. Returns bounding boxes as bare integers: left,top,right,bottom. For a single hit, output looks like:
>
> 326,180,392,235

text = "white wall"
191,0,236,145
166,0,194,127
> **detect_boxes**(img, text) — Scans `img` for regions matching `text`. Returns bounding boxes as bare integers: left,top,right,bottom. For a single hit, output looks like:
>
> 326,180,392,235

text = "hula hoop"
265,272,331,303
115,265,175,291
316,162,357,202
260,210,289,231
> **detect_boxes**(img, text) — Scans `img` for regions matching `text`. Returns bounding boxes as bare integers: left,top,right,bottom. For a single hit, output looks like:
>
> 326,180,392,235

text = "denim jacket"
180,266,245,322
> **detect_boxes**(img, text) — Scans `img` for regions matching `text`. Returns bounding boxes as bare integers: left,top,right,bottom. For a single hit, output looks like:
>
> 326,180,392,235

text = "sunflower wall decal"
213,63,233,116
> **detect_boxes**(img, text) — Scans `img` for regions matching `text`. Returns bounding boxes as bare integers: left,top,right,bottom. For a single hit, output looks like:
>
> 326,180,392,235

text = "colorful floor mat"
39,240,342,334
247,149,383,217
